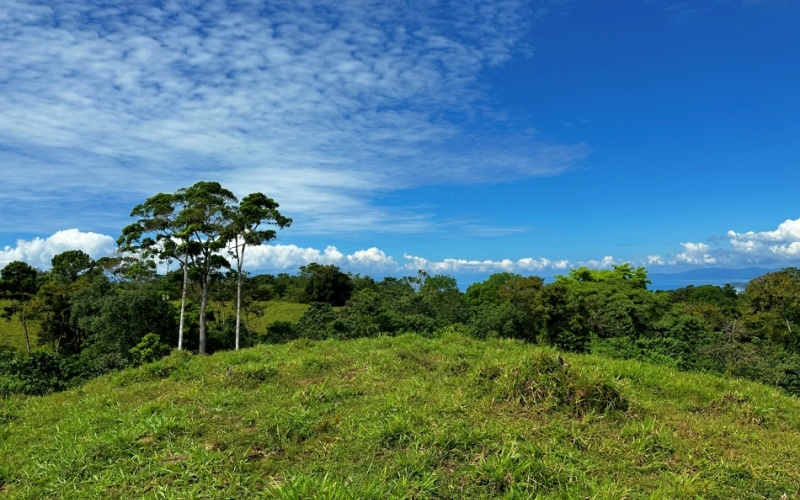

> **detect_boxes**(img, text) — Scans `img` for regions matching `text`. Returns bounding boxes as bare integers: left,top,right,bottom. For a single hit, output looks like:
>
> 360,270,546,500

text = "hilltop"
2,334,799,498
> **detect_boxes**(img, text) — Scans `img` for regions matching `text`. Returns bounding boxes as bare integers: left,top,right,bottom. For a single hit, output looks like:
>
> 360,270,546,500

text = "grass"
245,300,309,332
0,300,39,353
2,333,800,498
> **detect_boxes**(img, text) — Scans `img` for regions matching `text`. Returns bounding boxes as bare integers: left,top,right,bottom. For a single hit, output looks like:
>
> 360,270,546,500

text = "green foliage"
417,272,468,327
31,278,91,354
129,333,172,365
76,286,178,372
741,268,800,351
467,300,527,339
49,250,96,284
558,263,651,290
295,302,342,340
299,263,353,307
0,261,39,300
540,275,666,352
260,320,297,344
224,192,291,350
119,181,288,354
465,272,522,308
0,350,84,397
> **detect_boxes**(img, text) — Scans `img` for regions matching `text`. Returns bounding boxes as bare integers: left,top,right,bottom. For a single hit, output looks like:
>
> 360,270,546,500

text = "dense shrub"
476,351,628,416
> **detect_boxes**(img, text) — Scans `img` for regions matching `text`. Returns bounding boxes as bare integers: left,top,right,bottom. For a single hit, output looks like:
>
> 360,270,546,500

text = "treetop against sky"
1,0,799,276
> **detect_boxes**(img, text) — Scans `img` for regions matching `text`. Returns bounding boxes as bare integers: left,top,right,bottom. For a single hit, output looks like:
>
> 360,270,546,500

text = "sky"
1,0,799,284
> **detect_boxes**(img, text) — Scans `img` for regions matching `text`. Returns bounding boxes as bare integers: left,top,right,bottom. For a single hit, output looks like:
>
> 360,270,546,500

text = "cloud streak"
0,0,587,237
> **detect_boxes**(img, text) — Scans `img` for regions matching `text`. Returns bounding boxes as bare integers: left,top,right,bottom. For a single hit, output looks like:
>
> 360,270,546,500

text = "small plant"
227,362,278,385
475,446,558,494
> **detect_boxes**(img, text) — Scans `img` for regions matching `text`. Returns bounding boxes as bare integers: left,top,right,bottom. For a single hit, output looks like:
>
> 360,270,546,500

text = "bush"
477,351,628,416
130,333,172,365
296,302,341,340
0,351,74,397
262,320,299,344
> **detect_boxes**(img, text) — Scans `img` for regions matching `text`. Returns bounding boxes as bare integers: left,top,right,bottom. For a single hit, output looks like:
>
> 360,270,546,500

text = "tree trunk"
235,273,242,350
178,256,189,350
21,308,30,353
199,277,209,354
235,243,245,350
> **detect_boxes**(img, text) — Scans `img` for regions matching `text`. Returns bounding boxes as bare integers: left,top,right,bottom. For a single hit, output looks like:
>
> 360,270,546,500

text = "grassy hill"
1,334,799,498
241,300,309,333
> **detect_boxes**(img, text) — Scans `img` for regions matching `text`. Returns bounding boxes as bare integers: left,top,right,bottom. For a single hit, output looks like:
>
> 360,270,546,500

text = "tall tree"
299,263,353,307
32,250,99,354
50,250,96,284
178,181,237,354
742,268,800,350
225,193,291,350
0,261,40,352
119,192,194,350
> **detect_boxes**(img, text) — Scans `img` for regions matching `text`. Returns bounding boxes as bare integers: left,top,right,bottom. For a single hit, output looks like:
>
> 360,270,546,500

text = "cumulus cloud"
8,217,800,279
672,242,718,265
642,255,665,266
399,254,608,275
0,229,602,276
0,0,587,237
242,244,346,270
634,217,800,269
347,248,398,269
0,229,115,269
727,219,800,257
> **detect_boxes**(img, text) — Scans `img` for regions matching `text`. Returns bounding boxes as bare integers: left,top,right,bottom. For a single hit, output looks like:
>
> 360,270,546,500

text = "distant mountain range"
455,267,783,291
648,267,779,290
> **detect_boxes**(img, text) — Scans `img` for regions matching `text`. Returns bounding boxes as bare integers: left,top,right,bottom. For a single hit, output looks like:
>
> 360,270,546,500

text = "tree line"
2,181,800,397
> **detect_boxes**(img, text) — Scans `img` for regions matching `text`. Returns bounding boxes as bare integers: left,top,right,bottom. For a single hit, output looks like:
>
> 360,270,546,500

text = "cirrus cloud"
0,0,587,238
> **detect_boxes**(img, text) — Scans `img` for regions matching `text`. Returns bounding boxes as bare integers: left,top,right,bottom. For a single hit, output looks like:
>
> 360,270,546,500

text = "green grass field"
1,333,799,498
0,300,39,352
245,300,309,332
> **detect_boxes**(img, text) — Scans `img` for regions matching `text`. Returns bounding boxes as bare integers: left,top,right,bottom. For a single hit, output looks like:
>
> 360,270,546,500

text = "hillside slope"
0,300,39,352
1,334,799,498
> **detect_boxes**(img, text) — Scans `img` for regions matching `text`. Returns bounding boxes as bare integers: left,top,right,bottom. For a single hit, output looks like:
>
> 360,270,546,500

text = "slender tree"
225,193,291,349
118,192,194,350
178,181,237,354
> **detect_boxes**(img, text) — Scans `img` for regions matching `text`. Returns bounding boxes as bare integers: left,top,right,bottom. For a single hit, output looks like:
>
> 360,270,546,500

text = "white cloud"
0,0,586,237
771,242,800,258
582,255,617,268
1,229,589,276
671,242,718,265
645,255,666,265
400,254,592,275
347,247,398,269
727,218,800,256
631,217,800,269
243,244,346,270
0,229,115,270
8,217,800,279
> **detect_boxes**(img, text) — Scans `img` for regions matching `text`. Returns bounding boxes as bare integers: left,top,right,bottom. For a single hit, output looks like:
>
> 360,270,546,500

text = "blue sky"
1,0,799,281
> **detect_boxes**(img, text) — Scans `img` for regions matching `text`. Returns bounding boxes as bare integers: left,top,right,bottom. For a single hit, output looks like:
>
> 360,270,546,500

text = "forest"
2,182,799,400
